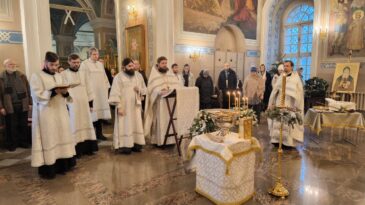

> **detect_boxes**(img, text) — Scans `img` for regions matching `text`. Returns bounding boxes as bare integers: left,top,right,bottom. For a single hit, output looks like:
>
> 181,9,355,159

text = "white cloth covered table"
304,108,365,135
188,132,261,205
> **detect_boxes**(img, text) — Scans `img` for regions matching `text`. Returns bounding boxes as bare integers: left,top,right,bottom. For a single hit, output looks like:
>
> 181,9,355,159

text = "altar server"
109,58,146,154
30,52,76,179
80,47,111,140
63,54,98,157
268,60,304,147
144,56,182,146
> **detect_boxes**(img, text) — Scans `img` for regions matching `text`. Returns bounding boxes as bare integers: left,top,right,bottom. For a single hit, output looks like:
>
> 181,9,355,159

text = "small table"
304,109,365,144
188,132,261,205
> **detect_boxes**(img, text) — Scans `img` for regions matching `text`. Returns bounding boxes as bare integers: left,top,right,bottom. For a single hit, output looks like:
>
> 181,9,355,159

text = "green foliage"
304,77,329,97
266,107,303,128
189,110,218,137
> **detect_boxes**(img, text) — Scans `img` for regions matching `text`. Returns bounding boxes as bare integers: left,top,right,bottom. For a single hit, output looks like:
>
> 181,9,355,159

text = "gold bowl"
205,109,239,137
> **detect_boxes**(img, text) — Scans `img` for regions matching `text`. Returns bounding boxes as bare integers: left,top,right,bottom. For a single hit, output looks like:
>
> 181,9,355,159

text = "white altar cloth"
188,132,261,205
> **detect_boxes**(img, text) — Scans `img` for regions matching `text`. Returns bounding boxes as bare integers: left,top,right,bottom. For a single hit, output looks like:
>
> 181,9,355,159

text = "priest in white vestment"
30,52,76,179
109,58,146,154
79,48,111,140
268,60,304,147
144,56,182,146
63,54,98,157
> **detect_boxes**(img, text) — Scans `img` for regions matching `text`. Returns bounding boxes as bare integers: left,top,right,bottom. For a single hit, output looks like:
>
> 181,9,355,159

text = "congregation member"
0,59,32,151
144,56,181,146
62,54,98,157
80,48,111,141
182,64,195,87
30,52,76,179
133,60,148,86
272,64,284,87
243,67,265,124
258,64,272,110
268,60,304,147
195,69,214,110
58,66,65,73
297,67,304,85
171,63,184,86
218,62,237,109
109,58,146,154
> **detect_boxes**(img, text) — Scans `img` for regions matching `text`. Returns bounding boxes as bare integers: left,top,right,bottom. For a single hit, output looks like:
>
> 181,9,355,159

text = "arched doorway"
214,24,246,84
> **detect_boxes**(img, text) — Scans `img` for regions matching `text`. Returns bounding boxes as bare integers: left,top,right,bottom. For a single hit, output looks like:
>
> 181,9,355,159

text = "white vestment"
109,72,146,149
144,66,182,145
30,71,75,167
80,59,111,121
62,69,96,144
268,72,304,147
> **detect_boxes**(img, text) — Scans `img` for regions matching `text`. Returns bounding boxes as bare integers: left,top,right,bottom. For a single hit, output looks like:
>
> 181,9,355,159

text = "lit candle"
227,91,231,110
281,73,287,107
235,97,238,109
233,91,236,108
237,91,241,108
242,97,245,109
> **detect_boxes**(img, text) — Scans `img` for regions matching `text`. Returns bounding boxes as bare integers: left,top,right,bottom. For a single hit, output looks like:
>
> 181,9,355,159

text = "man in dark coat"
0,59,32,151
259,64,272,111
218,63,237,109
195,69,214,110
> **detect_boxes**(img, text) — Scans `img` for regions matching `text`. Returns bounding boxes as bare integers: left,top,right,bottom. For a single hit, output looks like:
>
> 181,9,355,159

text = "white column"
152,0,174,64
20,0,52,77
114,0,129,69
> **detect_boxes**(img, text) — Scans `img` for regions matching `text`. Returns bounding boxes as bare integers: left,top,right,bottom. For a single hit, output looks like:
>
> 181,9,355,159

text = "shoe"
97,135,107,141
119,148,132,155
132,144,142,152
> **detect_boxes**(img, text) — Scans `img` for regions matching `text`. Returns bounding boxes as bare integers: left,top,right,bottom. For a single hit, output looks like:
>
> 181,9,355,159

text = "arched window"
283,3,314,82
74,22,95,60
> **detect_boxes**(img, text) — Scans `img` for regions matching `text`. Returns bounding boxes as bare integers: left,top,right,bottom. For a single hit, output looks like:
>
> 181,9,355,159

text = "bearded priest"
268,60,304,147
62,54,98,157
30,52,76,179
144,56,182,146
108,58,146,154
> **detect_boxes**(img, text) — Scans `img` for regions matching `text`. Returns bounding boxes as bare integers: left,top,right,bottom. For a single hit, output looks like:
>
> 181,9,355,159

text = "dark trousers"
249,104,262,124
93,120,104,138
200,102,212,110
5,104,28,149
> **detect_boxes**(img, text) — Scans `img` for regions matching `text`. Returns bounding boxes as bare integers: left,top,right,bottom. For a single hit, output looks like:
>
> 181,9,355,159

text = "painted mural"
328,0,365,58
183,0,258,39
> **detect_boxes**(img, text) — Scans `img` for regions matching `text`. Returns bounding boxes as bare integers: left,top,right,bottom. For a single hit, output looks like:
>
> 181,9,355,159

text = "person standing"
30,52,76,179
272,64,284,87
258,64,272,111
182,64,195,87
109,58,146,154
80,48,111,141
0,59,32,151
218,62,237,109
268,60,304,147
171,63,184,86
243,67,265,124
133,60,148,86
62,54,98,157
144,56,182,146
195,69,214,110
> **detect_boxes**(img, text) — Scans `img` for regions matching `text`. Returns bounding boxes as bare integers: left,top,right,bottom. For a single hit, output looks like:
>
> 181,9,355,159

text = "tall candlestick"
233,91,236,108
235,97,238,109
237,92,241,108
281,73,287,107
227,91,231,110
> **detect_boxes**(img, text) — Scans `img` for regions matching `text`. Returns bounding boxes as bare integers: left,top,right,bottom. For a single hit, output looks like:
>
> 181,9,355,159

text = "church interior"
1,0,365,204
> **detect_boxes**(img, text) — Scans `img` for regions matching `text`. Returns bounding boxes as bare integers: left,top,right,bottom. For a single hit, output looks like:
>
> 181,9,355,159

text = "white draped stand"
188,132,261,204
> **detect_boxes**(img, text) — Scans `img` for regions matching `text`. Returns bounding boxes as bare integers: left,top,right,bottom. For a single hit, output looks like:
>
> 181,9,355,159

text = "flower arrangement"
239,108,257,123
189,110,218,137
304,77,329,98
266,107,303,128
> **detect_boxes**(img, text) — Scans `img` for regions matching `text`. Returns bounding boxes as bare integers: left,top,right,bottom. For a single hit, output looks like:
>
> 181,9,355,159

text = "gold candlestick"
227,91,231,110
237,92,241,108
233,92,236,108
269,73,289,198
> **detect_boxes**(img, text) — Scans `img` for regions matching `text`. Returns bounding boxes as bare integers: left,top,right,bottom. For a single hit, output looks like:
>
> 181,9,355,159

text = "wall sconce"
189,50,201,62
127,5,138,24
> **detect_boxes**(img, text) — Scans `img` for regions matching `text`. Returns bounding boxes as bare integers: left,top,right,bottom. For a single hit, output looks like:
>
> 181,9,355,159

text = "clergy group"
0,47,304,179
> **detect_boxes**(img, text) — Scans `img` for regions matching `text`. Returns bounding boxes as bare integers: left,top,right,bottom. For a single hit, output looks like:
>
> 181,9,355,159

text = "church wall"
173,0,262,85
0,0,25,73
